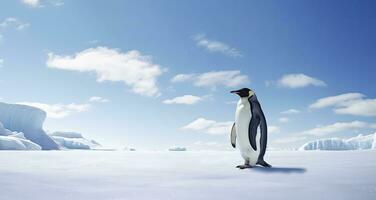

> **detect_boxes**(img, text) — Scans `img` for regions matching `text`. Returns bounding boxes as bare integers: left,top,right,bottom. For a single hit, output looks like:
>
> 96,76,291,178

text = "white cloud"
21,0,64,7
278,117,290,123
0,59,3,68
309,93,364,109
181,118,233,135
193,34,242,58
22,0,41,7
46,47,164,97
163,95,202,105
89,96,109,103
171,74,195,82
268,126,280,133
335,99,376,116
273,73,326,89
309,93,376,116
0,17,30,30
171,70,249,89
281,109,300,114
17,102,91,119
300,121,373,136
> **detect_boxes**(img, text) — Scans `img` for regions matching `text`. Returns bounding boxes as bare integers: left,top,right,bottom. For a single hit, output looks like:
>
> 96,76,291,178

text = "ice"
0,151,375,200
168,146,187,151
50,131,83,138
345,134,374,150
49,131,101,149
0,122,13,136
0,102,59,150
124,147,137,151
299,138,350,150
0,135,41,150
299,133,375,150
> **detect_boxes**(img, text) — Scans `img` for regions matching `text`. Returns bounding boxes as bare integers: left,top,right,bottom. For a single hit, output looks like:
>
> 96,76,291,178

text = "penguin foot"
236,165,253,169
257,160,272,168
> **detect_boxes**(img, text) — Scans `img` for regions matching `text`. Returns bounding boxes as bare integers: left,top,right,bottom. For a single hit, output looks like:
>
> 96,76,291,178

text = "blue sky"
0,0,375,150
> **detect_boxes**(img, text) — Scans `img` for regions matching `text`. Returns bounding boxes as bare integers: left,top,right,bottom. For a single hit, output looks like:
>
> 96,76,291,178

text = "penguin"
230,88,271,169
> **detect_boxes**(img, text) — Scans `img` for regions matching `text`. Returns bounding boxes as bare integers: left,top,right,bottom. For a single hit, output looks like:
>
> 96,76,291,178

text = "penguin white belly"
235,99,260,166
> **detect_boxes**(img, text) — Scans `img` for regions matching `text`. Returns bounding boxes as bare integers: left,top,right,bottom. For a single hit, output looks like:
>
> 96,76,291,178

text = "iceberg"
0,133,42,150
49,131,101,150
0,122,13,136
124,147,136,151
345,133,374,150
0,102,59,150
299,133,376,151
168,146,187,151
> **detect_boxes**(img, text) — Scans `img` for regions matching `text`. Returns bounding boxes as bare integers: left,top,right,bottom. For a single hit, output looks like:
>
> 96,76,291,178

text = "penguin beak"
230,90,240,94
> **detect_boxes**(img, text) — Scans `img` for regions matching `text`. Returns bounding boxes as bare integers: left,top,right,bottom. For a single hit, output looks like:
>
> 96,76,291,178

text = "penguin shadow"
250,166,306,174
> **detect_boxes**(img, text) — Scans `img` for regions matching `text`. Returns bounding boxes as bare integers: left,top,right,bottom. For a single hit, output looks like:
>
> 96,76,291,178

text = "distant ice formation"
124,147,136,151
0,103,59,150
299,133,375,151
168,146,187,151
50,131,101,150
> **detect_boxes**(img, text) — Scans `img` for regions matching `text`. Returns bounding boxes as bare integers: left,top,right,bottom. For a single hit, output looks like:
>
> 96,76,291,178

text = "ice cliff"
299,133,376,151
49,131,101,150
0,102,59,150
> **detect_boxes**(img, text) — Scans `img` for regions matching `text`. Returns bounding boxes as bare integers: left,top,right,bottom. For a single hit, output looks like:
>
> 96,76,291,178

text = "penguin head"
230,88,254,98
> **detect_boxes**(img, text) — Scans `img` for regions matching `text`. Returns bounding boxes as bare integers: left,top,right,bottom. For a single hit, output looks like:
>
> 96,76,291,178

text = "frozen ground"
0,150,375,200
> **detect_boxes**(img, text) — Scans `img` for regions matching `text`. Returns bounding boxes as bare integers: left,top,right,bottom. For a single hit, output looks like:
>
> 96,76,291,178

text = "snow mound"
0,102,59,150
168,146,187,151
299,133,375,151
0,135,42,150
373,133,376,149
49,131,101,150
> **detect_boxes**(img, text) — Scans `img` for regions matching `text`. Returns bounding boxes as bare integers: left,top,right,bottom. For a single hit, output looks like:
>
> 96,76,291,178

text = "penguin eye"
248,90,254,97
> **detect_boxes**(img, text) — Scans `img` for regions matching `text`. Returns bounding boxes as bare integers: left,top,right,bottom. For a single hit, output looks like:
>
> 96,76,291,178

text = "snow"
300,133,375,150
0,151,375,200
373,133,376,149
49,131,101,150
0,102,59,150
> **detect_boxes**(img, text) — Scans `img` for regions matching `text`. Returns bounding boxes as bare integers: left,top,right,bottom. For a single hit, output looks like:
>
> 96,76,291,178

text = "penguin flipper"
248,116,260,151
230,123,237,148
257,116,268,164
